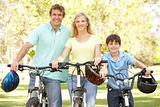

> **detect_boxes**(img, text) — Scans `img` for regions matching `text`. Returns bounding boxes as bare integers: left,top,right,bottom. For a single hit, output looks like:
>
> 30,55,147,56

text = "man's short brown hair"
49,4,65,17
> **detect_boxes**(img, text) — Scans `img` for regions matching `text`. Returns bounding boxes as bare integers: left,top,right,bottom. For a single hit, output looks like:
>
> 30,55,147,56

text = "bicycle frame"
7,64,51,107
106,68,148,107
57,60,107,107
71,64,87,107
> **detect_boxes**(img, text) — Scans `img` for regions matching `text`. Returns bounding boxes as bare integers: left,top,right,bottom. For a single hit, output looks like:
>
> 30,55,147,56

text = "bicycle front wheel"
26,97,41,107
73,97,83,107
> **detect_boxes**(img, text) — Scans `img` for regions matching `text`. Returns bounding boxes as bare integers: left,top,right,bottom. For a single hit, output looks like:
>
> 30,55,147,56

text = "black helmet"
1,71,19,92
137,74,157,94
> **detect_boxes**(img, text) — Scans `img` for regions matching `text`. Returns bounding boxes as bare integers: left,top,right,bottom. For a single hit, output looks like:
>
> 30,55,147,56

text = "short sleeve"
125,53,136,65
102,53,109,60
65,38,73,49
24,28,39,46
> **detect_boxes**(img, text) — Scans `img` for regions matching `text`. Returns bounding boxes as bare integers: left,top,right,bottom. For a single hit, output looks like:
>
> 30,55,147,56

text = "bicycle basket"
1,71,19,92
85,64,105,85
137,74,157,94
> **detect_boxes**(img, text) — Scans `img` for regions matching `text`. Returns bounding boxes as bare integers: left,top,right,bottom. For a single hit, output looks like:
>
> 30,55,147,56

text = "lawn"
0,81,160,107
0,65,160,107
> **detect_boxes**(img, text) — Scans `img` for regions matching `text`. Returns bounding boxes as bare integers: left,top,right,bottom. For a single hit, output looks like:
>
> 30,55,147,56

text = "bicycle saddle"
85,65,105,85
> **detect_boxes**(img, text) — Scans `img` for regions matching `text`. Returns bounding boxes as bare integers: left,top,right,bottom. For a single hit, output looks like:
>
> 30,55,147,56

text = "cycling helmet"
1,71,19,92
85,64,105,85
137,74,157,94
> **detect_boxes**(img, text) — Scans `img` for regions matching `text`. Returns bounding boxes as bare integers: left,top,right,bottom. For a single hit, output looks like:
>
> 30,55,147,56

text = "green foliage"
0,0,159,65
27,48,35,58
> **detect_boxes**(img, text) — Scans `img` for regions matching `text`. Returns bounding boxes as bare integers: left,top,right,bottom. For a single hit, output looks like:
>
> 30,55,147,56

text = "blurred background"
0,0,160,65
0,0,160,107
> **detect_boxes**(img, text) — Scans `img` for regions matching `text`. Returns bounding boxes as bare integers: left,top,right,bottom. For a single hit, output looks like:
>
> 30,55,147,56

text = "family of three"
10,4,151,107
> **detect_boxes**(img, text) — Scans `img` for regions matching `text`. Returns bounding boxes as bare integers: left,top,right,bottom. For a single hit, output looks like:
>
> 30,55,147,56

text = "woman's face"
74,15,88,32
107,41,120,54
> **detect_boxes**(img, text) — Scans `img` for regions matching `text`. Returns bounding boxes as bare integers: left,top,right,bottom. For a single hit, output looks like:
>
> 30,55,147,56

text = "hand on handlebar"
94,57,101,66
99,63,108,78
10,61,19,72
52,60,58,69
144,67,152,77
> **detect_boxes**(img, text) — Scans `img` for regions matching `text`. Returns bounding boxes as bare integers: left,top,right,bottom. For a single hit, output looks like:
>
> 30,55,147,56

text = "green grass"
0,81,160,107
0,65,160,107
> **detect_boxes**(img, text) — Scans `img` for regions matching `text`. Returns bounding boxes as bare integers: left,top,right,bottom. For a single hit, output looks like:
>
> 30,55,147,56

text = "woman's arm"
52,47,71,68
94,44,102,65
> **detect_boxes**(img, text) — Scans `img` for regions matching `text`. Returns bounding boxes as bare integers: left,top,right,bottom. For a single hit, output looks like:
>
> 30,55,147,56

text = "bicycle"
7,64,52,107
106,68,153,107
56,60,107,107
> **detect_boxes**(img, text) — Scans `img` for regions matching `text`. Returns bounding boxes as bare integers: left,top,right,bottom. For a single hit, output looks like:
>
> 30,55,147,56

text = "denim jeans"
29,76,62,107
67,75,97,107
107,88,134,107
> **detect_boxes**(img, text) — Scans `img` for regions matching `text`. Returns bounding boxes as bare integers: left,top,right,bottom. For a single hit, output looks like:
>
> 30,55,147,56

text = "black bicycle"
56,60,107,107
106,68,153,107
7,64,52,107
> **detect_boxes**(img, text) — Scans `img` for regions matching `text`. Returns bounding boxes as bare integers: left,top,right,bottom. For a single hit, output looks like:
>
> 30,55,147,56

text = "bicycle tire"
73,97,83,107
26,97,41,107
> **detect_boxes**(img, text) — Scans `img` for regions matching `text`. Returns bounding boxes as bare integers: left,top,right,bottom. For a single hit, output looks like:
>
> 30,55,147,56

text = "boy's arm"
133,59,146,69
99,63,108,78
133,59,151,76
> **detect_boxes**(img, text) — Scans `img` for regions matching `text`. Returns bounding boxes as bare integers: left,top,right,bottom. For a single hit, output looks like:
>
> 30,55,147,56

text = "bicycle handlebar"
106,68,153,90
7,64,52,71
57,60,108,69
106,68,153,81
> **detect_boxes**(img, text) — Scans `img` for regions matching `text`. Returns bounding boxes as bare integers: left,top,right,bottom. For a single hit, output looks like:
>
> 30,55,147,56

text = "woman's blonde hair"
72,12,93,37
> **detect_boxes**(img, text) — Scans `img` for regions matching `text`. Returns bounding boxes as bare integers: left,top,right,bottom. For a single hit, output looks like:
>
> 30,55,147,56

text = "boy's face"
107,41,120,54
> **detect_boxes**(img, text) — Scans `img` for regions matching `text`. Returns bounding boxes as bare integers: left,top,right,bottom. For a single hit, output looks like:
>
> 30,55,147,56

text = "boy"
99,34,151,107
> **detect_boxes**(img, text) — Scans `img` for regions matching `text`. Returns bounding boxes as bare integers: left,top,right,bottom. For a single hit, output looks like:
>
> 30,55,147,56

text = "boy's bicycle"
56,60,107,107
106,68,157,107
8,64,52,107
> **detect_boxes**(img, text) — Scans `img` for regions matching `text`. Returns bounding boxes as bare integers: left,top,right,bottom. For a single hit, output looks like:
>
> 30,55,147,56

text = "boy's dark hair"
106,34,121,45
49,4,65,17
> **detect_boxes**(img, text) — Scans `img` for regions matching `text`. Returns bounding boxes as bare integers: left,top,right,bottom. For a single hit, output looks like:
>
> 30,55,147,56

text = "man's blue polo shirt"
102,51,136,89
25,22,71,81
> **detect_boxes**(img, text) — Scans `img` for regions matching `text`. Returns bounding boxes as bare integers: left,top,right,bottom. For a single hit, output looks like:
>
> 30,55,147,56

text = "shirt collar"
108,51,124,62
47,21,62,31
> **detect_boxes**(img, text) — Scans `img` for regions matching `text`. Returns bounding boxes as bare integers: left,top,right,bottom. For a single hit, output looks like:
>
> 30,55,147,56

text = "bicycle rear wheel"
26,97,41,107
73,97,83,107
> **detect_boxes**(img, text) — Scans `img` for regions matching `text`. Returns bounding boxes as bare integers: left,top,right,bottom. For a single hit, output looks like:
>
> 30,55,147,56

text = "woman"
52,12,101,107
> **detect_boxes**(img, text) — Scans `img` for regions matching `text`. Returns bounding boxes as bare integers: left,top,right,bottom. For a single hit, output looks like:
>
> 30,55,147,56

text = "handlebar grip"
100,60,108,63
58,63,69,69
7,64,11,67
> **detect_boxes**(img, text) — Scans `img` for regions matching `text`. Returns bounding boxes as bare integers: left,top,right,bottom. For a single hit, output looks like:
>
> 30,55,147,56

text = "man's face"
50,9,64,27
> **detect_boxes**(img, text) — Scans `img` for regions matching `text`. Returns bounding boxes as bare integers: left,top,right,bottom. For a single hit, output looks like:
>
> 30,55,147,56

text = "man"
11,4,71,107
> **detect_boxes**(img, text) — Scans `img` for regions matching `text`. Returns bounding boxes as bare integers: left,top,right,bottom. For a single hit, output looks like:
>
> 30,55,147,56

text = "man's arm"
11,43,33,71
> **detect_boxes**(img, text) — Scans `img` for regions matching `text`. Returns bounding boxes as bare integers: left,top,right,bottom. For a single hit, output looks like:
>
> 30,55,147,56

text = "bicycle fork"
71,75,87,107
122,90,129,107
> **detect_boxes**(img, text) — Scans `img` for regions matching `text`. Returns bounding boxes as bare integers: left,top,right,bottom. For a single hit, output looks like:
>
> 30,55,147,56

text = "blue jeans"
67,75,97,107
29,76,62,107
107,87,134,107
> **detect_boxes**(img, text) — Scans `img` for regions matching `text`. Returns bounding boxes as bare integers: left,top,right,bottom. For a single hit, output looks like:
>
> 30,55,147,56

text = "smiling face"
74,15,88,32
72,13,93,37
50,9,64,28
107,41,121,54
